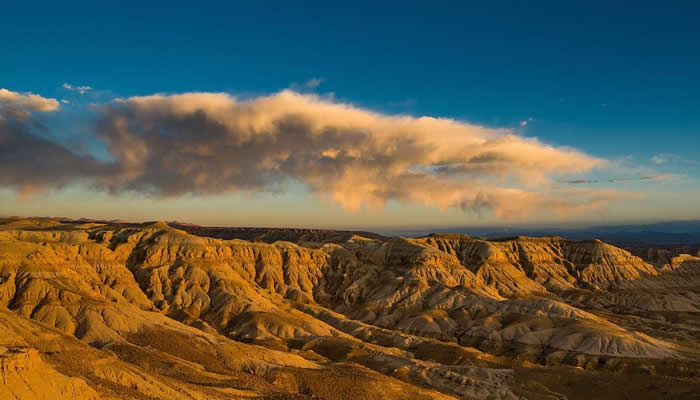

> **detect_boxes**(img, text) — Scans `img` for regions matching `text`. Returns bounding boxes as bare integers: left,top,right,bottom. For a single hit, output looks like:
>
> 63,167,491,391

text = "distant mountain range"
390,219,700,248
4,215,700,249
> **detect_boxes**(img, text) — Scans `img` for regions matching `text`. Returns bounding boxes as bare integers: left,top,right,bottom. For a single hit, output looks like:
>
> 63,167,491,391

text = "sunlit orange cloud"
0,88,59,119
95,91,613,218
2,89,627,220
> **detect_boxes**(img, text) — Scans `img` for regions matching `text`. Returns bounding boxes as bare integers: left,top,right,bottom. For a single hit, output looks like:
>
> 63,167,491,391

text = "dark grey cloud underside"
0,119,105,193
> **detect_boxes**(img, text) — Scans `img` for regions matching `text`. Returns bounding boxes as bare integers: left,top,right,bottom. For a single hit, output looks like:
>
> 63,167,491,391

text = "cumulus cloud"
85,90,614,218
0,89,60,119
0,88,629,219
62,83,93,94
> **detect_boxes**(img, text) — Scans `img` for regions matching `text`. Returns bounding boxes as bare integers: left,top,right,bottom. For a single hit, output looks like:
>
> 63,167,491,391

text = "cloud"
651,153,699,167
562,179,599,184
0,89,59,119
0,88,102,196
85,90,611,218
520,117,534,127
608,174,673,183
651,154,671,165
562,174,674,185
0,88,625,219
0,118,106,198
289,78,324,91
62,83,93,95
304,78,323,89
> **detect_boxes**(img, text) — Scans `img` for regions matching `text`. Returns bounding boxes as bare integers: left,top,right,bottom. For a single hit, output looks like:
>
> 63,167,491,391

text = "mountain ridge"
1,218,699,399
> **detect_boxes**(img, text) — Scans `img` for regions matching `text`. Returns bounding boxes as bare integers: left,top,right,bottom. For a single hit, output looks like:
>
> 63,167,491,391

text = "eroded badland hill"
1,218,700,399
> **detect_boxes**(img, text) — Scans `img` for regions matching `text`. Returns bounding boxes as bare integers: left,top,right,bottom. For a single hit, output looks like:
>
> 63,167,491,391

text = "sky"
1,1,699,230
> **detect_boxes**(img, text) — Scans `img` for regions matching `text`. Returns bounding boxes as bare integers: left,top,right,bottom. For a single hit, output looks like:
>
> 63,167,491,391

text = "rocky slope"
0,218,699,399
627,244,700,267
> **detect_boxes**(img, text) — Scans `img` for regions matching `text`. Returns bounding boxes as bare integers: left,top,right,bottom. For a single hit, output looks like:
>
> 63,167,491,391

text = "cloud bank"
1,89,624,219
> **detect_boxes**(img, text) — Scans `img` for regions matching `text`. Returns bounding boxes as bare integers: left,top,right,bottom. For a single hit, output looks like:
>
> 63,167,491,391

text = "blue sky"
1,1,698,229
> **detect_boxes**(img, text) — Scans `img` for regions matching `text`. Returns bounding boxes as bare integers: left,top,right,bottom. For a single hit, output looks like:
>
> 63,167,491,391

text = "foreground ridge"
1,218,699,399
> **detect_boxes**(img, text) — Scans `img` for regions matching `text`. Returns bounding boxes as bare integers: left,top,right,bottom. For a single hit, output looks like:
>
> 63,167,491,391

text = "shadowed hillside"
169,222,386,243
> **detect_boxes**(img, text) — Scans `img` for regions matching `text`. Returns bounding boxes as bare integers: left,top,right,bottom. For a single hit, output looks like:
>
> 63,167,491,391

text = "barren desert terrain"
0,218,699,399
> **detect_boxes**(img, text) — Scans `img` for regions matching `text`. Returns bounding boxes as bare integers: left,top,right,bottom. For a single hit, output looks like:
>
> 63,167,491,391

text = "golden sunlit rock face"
1,218,700,399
